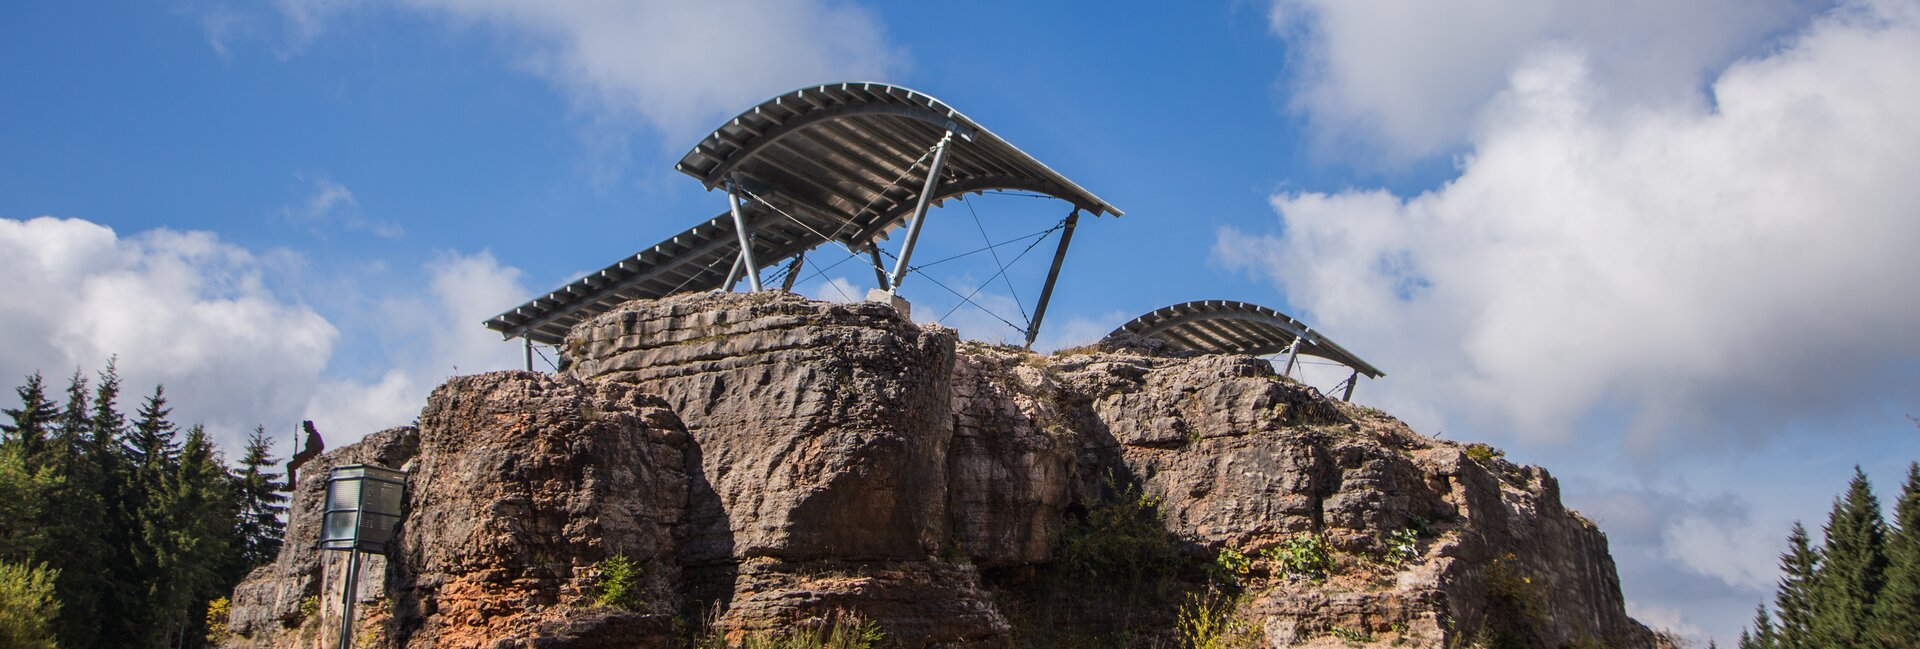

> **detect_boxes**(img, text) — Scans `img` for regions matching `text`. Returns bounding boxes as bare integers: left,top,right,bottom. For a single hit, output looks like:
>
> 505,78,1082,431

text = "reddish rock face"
388,372,692,648
225,292,1663,648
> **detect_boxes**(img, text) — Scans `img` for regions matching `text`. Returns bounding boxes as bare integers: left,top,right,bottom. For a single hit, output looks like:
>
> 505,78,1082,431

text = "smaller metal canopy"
482,209,787,345
1103,300,1384,399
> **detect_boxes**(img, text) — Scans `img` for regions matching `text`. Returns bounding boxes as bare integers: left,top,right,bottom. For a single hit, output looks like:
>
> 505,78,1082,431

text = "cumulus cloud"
406,0,903,136
1269,0,1829,160
303,251,527,437
0,216,529,454
220,0,902,137
0,216,335,447
1221,0,1920,448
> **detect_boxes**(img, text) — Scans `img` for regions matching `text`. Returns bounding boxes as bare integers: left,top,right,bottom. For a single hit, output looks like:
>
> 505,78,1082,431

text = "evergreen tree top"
1810,466,1889,648
1871,462,1920,647
3,372,57,459
88,359,123,442
127,385,179,469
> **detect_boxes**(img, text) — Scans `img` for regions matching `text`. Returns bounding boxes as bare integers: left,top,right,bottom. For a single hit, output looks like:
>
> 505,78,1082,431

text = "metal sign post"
321,464,407,649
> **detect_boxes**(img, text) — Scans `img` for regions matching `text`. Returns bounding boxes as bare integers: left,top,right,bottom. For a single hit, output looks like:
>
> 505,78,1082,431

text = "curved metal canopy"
1102,300,1385,379
482,208,772,345
484,82,1120,346
676,81,1121,244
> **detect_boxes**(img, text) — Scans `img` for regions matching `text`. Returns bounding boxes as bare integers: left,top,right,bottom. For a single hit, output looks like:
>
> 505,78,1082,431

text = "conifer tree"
233,425,287,572
144,425,239,647
0,373,59,560
0,445,57,560
124,384,185,644
1871,462,1920,648
36,370,115,649
1745,603,1777,649
86,362,146,648
1737,629,1754,649
1,370,117,649
50,371,90,485
127,384,180,476
1,373,56,466
1774,521,1820,649
1811,467,1889,648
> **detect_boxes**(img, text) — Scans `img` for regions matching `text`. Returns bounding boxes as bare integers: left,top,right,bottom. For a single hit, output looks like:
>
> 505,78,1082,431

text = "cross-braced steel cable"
956,190,1029,322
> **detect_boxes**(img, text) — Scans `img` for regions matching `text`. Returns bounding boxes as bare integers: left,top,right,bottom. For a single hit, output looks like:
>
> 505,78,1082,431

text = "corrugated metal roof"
1103,300,1385,379
484,82,1120,345
675,82,1120,225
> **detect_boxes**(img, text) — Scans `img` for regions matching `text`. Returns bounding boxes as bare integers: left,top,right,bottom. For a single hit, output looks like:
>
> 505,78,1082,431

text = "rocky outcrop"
225,426,419,647
388,372,692,648
565,292,999,646
225,291,1661,648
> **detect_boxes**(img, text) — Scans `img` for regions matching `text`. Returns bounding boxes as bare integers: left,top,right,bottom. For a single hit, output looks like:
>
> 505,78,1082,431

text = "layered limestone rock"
224,291,1662,648
565,292,1002,646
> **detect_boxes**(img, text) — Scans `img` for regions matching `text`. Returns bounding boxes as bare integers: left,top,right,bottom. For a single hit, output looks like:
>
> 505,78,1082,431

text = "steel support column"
887,131,954,290
1282,339,1302,378
781,251,806,292
524,337,533,372
867,247,889,289
336,547,360,649
724,179,763,292
1024,210,1081,349
1341,370,1358,401
720,254,743,291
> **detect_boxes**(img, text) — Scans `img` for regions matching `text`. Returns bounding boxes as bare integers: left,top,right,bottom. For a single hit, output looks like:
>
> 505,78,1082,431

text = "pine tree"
144,425,239,647
1774,521,1820,649
1746,603,1777,649
42,370,110,649
127,384,179,474
1737,629,1754,649
1871,462,1920,648
86,361,145,648
233,425,287,572
1811,467,1889,648
52,371,87,480
1,373,57,466
124,384,185,646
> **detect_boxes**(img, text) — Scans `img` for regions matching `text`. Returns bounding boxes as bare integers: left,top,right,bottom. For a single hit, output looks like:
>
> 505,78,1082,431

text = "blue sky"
5,0,1920,642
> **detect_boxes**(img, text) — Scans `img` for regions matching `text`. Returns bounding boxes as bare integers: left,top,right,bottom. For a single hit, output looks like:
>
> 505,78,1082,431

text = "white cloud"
404,0,901,136
1628,602,1706,641
1664,512,1780,593
226,0,903,138
1269,0,1829,160
283,175,404,239
304,251,529,436
0,217,335,447
1222,0,1920,448
0,216,529,454
805,276,863,304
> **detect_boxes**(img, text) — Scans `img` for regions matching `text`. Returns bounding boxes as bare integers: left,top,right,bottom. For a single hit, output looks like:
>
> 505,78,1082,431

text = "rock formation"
224,291,1665,648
